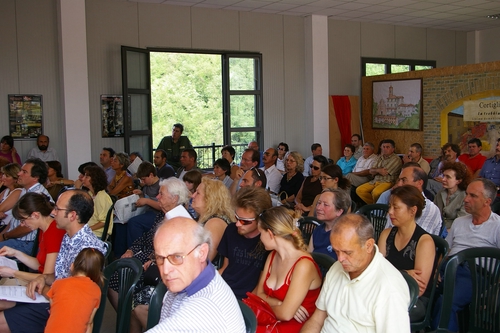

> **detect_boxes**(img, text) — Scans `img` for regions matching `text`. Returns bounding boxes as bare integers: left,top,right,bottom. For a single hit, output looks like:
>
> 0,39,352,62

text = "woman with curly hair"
0,163,22,228
279,151,305,206
107,152,134,199
434,161,472,230
82,165,113,238
191,178,233,261
250,206,322,333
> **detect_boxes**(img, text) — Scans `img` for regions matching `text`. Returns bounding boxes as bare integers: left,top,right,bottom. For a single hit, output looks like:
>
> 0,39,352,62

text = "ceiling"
129,0,500,31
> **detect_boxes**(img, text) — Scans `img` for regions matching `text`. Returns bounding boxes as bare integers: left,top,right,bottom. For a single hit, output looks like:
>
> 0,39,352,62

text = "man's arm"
2,225,32,241
300,308,327,333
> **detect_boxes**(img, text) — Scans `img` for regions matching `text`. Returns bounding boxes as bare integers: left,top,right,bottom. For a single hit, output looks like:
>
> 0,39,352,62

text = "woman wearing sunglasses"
294,155,329,216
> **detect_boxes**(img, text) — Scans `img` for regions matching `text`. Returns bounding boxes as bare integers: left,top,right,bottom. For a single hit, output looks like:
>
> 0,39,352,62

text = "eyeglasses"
319,176,334,181
53,206,71,213
152,244,201,266
235,213,256,225
19,214,33,224
310,164,320,171
277,147,285,151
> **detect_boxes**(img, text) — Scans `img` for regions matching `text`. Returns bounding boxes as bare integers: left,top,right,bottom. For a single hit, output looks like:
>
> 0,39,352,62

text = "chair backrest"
146,281,167,330
355,204,389,242
434,247,500,333
101,202,115,241
311,252,336,279
104,241,112,261
92,257,143,333
400,270,419,312
299,217,321,245
238,300,257,333
411,234,450,331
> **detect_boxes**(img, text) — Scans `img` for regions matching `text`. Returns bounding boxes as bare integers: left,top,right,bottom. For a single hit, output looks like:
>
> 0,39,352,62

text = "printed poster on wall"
8,95,43,139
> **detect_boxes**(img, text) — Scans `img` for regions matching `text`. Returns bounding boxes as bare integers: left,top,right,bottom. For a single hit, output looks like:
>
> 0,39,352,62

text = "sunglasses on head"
310,164,321,171
235,213,256,225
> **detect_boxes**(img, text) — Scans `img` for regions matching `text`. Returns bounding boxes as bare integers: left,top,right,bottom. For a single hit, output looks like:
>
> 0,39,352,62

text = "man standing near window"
156,123,193,171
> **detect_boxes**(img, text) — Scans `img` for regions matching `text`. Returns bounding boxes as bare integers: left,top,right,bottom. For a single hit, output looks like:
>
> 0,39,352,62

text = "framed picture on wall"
372,78,422,131
8,94,43,138
101,95,125,137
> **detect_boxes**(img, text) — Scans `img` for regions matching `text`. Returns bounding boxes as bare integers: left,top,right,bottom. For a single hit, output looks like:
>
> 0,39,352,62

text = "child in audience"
44,248,104,333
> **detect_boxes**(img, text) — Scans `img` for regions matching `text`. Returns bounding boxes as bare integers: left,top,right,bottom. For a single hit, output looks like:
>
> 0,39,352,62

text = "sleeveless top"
301,177,322,207
110,173,134,199
260,251,321,333
385,225,433,297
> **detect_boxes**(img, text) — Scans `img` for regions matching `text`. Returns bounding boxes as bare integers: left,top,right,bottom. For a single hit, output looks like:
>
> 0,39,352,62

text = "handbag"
242,292,280,332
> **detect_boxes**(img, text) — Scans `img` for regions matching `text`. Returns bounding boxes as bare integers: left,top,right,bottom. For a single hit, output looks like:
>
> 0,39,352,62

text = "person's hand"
293,305,310,323
0,266,16,278
135,198,147,207
378,168,390,176
0,212,6,220
434,176,443,183
11,147,17,156
235,168,244,180
121,250,134,258
406,269,426,295
26,275,46,300
402,155,411,164
133,189,143,197
74,179,83,189
0,246,17,257
143,260,152,270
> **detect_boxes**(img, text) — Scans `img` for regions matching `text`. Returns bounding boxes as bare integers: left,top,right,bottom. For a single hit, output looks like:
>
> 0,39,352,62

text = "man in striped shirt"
146,217,246,333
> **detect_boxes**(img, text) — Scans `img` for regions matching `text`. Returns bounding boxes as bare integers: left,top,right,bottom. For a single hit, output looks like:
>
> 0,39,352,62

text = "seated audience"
303,143,322,177
479,138,500,210
153,149,175,180
82,165,113,238
73,161,98,190
192,178,233,261
427,143,460,195
308,164,350,217
356,139,402,204
346,142,377,187
0,193,65,310
401,143,431,174
0,136,21,164
351,134,363,159
113,177,191,332
337,144,357,175
129,151,143,164
218,187,272,299
279,151,305,206
307,188,351,260
295,155,329,216
182,170,202,220
45,160,74,201
212,158,233,189
176,148,200,179
229,148,260,195
301,214,410,333
0,164,22,228
276,142,289,173
147,217,246,333
434,161,471,230
26,135,58,162
100,147,116,184
251,206,322,333
260,148,282,194
45,248,103,333
458,138,486,178
378,185,435,322
107,152,134,199
239,168,267,189
221,145,240,179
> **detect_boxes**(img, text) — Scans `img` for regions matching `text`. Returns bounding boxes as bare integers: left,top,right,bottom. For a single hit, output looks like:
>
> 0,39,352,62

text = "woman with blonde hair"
0,163,22,229
251,206,322,333
279,151,305,206
192,178,233,260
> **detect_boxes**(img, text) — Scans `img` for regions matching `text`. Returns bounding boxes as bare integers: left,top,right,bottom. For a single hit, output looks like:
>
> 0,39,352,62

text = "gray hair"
332,214,374,245
363,142,375,150
160,177,190,205
321,188,351,216
471,178,497,202
193,222,212,256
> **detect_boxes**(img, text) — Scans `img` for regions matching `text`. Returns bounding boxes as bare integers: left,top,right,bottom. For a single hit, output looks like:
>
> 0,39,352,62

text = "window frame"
361,57,436,77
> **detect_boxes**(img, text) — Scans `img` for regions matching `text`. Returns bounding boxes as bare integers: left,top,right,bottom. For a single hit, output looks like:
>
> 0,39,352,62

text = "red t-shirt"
458,153,487,174
36,221,66,273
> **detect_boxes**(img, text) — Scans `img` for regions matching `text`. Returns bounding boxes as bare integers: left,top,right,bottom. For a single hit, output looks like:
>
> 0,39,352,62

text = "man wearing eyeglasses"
217,187,272,299
148,217,246,333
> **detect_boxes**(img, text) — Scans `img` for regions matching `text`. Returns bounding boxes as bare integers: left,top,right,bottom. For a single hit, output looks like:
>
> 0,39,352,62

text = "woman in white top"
0,164,22,228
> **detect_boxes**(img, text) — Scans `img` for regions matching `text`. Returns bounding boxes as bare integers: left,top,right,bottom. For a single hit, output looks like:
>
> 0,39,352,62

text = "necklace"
287,172,296,182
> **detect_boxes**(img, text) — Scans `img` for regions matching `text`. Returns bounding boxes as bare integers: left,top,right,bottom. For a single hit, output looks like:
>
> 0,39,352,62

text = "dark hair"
311,143,321,151
248,168,267,189
183,170,202,190
102,147,115,158
441,161,471,191
136,161,157,179
47,161,63,178
72,248,105,286
155,149,167,159
183,148,197,161
243,148,260,165
402,164,428,189
380,139,396,148
78,162,97,175
83,165,108,193
25,158,48,184
1,136,14,148
313,155,329,168
12,192,54,220
173,123,184,133
351,134,362,141
221,146,235,159
344,144,355,154
390,185,425,219
322,164,350,190
468,138,482,147
278,142,289,152
214,158,231,176
130,151,143,160
66,190,94,224
443,143,460,156
37,134,49,142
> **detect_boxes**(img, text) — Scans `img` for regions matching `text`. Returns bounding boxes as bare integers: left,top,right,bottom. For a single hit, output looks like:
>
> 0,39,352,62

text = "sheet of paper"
0,257,18,271
165,205,193,220
128,157,143,174
0,286,49,303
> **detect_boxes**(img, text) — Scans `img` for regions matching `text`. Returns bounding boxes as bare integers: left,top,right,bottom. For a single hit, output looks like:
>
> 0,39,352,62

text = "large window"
362,57,435,77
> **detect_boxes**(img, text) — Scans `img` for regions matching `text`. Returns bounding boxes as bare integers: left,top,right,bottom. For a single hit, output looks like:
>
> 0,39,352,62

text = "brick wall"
361,61,500,157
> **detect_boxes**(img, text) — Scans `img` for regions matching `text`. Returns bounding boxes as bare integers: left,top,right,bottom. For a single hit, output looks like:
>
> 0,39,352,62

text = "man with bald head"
26,134,58,161
146,217,246,333
301,214,410,333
